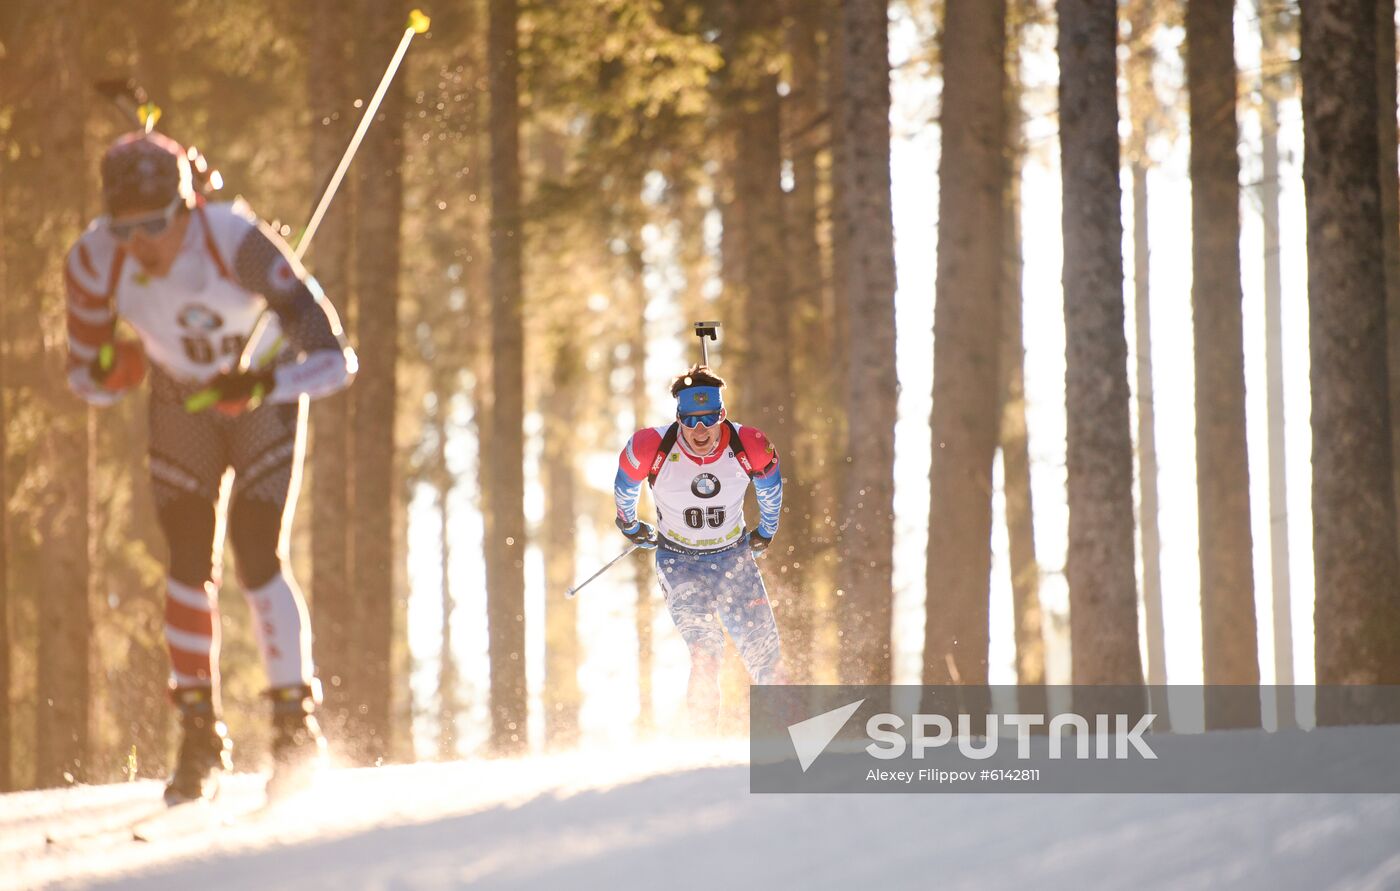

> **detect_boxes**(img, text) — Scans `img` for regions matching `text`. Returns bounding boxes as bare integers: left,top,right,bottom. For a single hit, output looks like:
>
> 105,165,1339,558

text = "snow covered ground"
6,739,1400,891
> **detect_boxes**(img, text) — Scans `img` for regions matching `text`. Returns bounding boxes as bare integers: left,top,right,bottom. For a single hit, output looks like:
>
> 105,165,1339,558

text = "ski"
42,800,172,849
130,796,264,843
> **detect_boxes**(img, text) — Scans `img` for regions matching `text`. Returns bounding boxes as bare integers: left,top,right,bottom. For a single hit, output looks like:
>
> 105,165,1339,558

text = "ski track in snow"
5,740,1399,891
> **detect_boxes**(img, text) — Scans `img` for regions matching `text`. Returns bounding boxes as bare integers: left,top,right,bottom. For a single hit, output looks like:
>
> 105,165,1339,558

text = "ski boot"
164,687,233,806
265,682,327,802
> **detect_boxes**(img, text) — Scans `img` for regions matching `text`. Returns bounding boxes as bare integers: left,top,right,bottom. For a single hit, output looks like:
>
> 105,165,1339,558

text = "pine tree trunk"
833,0,897,686
817,0,851,675
1057,0,1145,689
542,338,580,748
350,0,406,763
1132,162,1171,727
485,0,528,753
780,0,827,682
1188,0,1261,728
1003,148,1047,700
1123,1,1171,727
308,0,357,744
628,244,655,735
35,0,93,786
1378,0,1400,560
1301,0,1400,710
435,413,459,760
0,146,10,793
726,0,792,437
1258,0,1298,729
925,0,1007,689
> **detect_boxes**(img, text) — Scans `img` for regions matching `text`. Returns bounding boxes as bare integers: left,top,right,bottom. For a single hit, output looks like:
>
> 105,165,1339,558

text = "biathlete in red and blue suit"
613,365,788,729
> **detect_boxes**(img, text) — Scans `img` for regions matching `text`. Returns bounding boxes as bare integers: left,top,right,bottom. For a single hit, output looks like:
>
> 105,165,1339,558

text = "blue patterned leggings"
655,542,783,683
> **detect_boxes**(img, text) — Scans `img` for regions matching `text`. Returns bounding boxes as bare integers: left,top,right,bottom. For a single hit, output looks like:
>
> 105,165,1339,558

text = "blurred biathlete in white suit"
63,131,356,803
613,366,788,730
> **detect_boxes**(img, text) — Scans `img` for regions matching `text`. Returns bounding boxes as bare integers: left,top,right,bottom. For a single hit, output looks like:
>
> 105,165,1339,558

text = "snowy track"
7,741,1400,890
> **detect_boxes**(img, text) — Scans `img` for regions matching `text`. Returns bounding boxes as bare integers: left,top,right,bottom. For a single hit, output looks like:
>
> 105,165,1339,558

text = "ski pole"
185,8,431,413
565,542,648,600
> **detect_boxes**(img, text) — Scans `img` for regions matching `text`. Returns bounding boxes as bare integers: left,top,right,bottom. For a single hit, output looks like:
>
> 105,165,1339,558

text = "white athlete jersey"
153,204,277,382
650,431,754,550
65,198,353,406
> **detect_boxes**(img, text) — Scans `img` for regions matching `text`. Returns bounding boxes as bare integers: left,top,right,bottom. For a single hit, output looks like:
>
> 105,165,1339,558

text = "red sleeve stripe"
67,300,113,326
68,340,98,362
67,311,112,346
64,267,109,311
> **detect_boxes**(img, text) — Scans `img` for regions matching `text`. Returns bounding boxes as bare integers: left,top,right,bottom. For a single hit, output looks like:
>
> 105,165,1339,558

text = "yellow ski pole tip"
408,9,430,33
138,102,162,132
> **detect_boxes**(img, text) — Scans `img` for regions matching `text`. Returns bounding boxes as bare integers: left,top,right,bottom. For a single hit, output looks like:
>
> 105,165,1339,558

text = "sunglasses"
107,197,184,243
679,411,722,429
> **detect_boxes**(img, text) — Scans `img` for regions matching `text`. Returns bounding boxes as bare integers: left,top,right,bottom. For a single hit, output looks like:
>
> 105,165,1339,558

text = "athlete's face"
114,204,189,277
679,409,724,455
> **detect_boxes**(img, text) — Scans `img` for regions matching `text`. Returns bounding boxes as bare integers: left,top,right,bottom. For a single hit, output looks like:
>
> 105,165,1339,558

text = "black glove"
188,367,276,416
616,517,658,549
749,528,774,554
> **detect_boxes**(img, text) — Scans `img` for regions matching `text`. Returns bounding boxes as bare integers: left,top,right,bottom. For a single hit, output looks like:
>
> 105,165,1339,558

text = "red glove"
89,340,147,393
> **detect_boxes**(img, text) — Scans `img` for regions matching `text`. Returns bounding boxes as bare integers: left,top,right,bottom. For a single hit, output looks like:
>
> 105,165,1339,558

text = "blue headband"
677,386,723,416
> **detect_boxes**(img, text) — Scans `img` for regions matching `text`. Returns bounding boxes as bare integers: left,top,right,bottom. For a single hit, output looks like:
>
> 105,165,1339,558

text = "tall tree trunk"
542,338,580,748
822,0,854,678
1188,0,1261,728
780,0,826,682
1301,0,1400,711
925,0,1007,690
485,0,528,753
1379,0,1400,561
1003,147,1047,703
628,243,655,735
1131,162,1172,727
308,0,357,745
1057,0,1145,690
1125,1,1171,728
725,0,792,436
435,412,459,760
1258,2,1295,727
35,0,92,786
833,0,897,686
350,0,406,763
0,143,9,793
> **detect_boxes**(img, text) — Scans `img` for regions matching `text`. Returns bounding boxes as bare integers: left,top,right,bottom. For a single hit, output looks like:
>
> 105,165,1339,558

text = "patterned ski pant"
655,541,783,683
147,368,313,692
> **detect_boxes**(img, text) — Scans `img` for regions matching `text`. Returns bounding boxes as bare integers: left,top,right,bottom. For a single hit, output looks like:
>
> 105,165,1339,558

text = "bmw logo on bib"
691,472,721,499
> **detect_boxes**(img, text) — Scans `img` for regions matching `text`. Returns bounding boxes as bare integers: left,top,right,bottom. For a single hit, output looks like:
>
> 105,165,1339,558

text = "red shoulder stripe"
620,427,664,482
104,244,126,300
736,424,778,473
196,207,232,280
76,243,97,278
